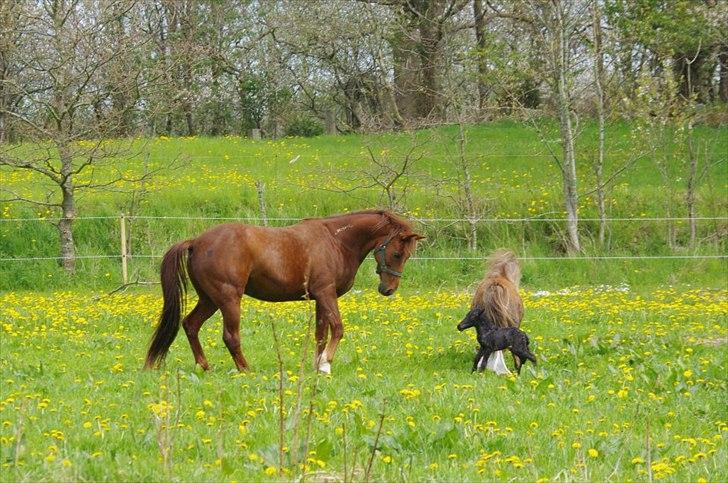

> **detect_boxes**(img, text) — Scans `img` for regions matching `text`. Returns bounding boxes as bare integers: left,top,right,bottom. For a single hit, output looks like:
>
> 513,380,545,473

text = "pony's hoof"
317,360,331,374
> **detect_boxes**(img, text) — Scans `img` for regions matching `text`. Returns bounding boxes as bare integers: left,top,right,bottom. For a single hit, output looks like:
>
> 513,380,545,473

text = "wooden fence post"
120,213,128,284
255,181,268,226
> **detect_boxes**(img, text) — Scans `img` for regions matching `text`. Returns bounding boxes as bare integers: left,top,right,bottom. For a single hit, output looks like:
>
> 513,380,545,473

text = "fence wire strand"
2,215,727,223
2,254,726,262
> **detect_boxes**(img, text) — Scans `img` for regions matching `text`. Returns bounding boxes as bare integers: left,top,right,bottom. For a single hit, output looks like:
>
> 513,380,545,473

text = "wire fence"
2,215,727,223
1,254,726,263
1,215,725,268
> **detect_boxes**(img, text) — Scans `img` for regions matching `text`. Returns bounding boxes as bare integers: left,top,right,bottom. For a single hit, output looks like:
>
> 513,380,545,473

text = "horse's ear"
402,233,425,241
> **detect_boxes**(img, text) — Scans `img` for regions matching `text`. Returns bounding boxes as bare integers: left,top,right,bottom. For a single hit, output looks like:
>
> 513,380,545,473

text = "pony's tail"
144,240,192,369
482,282,518,328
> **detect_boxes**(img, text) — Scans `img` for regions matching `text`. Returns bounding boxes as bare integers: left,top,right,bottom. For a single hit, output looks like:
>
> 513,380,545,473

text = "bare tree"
541,0,584,253
472,0,490,119
455,123,481,250
0,1,26,144
590,0,607,245
0,0,161,272
320,131,430,211
496,0,588,253
357,0,472,122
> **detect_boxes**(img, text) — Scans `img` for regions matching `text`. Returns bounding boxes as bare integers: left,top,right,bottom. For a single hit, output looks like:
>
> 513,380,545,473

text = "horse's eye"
393,252,402,259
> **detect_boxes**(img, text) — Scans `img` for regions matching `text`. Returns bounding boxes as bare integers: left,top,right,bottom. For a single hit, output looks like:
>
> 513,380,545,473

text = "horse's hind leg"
182,295,217,371
219,298,250,372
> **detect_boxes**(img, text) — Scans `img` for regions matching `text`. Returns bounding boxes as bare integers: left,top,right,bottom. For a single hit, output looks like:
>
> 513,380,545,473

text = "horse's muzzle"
378,282,395,296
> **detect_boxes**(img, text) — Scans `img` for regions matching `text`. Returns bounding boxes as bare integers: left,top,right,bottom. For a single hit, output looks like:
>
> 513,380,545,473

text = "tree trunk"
686,124,698,248
58,145,76,273
184,105,195,136
325,109,337,135
458,123,477,250
180,0,196,136
0,57,6,144
674,51,705,101
719,45,728,103
210,68,223,136
390,29,419,122
554,5,580,253
417,19,442,119
592,1,607,245
559,107,580,254
109,2,134,137
473,0,489,120
58,190,76,273
209,0,224,136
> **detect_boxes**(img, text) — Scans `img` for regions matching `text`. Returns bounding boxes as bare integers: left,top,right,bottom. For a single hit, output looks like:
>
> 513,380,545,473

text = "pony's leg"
182,296,217,370
314,291,343,374
219,298,250,372
476,348,492,373
512,353,522,373
511,350,523,374
472,347,486,372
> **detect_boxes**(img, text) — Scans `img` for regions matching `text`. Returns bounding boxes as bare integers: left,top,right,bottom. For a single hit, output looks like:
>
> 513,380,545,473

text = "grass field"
1,285,726,481
1,121,726,290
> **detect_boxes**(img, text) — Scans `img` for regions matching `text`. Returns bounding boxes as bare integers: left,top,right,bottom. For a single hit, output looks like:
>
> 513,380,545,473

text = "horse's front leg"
314,302,330,372
314,291,343,375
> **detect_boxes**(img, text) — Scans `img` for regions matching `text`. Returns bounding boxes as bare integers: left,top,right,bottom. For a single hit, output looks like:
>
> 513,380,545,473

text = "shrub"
285,116,324,137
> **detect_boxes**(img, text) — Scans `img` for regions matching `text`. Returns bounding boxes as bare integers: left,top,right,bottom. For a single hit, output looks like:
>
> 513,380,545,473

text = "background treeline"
1,0,726,141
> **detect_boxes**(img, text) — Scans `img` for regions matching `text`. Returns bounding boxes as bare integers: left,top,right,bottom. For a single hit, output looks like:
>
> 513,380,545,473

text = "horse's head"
373,231,424,296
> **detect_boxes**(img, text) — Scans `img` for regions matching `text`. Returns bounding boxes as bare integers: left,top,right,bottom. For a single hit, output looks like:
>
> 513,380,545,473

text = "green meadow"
1,121,726,291
0,288,726,481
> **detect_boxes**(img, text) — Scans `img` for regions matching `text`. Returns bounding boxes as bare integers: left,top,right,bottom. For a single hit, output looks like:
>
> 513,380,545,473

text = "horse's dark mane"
317,209,414,233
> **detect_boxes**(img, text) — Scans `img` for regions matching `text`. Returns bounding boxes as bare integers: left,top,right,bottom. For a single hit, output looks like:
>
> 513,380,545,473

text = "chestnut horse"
144,210,423,374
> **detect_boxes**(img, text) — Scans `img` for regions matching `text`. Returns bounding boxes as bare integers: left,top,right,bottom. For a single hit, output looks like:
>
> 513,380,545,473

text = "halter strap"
374,235,403,278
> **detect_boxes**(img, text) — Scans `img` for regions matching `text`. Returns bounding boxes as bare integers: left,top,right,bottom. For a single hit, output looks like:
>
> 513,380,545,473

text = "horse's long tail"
482,281,519,328
144,240,191,369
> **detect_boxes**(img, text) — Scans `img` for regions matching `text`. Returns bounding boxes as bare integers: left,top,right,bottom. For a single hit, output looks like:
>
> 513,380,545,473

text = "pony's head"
457,307,484,331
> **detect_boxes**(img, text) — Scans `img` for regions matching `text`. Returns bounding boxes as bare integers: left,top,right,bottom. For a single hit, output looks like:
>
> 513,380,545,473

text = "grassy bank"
1,121,726,291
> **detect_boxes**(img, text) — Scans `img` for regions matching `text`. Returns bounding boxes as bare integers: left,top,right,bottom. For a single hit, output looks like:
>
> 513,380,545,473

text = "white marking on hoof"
477,355,486,370
317,360,331,374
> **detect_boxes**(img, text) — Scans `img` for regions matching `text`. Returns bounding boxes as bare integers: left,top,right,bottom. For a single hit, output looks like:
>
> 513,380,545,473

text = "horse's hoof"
317,360,331,374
